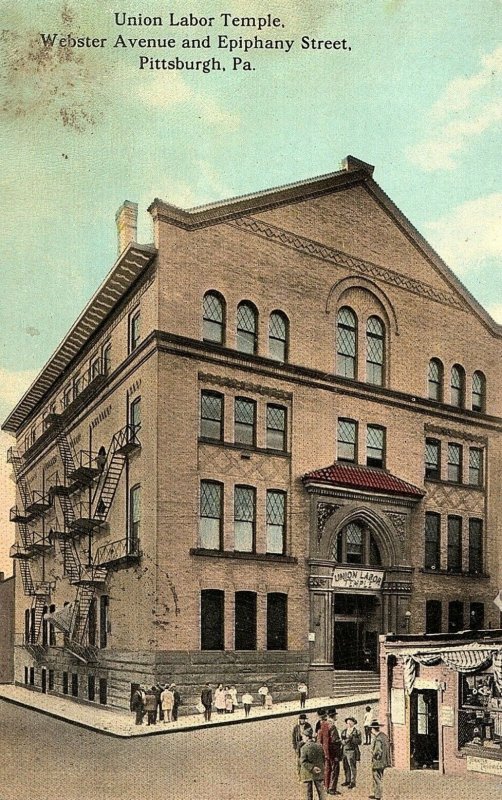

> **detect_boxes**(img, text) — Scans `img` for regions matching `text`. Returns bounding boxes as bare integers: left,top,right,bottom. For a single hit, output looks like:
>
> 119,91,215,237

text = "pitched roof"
302,462,424,498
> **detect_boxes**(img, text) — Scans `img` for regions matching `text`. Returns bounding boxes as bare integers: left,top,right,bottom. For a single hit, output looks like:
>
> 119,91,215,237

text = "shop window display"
458,672,502,750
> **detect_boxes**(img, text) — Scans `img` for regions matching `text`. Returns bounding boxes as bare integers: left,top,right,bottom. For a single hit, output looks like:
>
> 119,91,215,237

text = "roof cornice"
2,243,157,433
148,160,374,230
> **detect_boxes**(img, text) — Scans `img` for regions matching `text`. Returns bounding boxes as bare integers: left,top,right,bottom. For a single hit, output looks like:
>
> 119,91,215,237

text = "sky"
0,0,500,574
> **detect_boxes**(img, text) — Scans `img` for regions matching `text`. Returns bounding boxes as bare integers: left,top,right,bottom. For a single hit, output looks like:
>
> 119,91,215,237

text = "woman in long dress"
214,683,226,714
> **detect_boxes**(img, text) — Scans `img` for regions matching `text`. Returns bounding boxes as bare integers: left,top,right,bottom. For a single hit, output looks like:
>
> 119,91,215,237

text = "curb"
0,691,380,740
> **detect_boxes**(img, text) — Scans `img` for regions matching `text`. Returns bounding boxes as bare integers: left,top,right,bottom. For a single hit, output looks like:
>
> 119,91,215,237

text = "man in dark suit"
171,683,181,721
299,728,326,800
293,713,314,754
201,683,212,722
369,722,391,799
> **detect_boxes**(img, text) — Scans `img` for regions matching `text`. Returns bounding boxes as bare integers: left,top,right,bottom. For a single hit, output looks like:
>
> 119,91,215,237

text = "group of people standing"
130,683,181,725
199,682,274,721
292,706,391,800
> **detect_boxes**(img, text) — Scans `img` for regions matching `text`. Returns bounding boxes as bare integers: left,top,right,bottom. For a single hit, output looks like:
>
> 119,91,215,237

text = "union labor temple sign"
331,567,385,590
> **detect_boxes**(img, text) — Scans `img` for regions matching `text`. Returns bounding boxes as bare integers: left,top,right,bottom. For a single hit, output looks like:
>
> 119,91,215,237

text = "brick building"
0,572,15,683
3,156,502,709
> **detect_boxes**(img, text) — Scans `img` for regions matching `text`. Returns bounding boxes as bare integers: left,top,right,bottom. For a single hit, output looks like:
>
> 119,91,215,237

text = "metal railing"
95,537,140,567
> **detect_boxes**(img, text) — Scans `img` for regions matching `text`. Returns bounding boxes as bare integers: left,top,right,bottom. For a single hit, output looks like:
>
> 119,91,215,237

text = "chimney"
115,201,138,255
342,155,375,176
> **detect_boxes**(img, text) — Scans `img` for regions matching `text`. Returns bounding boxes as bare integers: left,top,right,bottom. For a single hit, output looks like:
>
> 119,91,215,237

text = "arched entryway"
331,520,384,670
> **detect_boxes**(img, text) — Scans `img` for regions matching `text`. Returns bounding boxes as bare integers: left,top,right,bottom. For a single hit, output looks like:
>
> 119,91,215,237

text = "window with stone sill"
236,301,258,355
266,404,287,451
366,315,385,386
428,358,444,401
199,480,223,550
269,310,289,362
336,306,357,379
425,438,441,480
447,443,462,483
203,291,225,344
337,418,357,463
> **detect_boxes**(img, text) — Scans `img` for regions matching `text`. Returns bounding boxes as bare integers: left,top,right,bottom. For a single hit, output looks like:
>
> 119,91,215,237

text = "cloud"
407,45,502,171
424,193,502,274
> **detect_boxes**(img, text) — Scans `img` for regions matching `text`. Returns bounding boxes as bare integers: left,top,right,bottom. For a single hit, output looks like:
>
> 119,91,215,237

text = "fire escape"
8,448,53,661
47,421,141,662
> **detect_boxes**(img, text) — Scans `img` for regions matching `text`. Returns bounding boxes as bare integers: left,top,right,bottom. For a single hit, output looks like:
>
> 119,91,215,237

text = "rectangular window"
88,675,96,702
266,490,286,554
62,671,68,694
425,438,441,480
448,600,464,633
62,385,72,409
129,396,141,435
29,667,35,686
266,404,287,451
201,589,224,650
425,600,442,634
468,519,483,574
424,512,441,570
447,516,462,572
468,448,483,486
102,344,111,376
49,604,56,646
129,484,140,553
30,607,36,644
99,595,109,649
234,398,256,447
91,357,101,380
48,670,54,691
99,678,107,705
88,598,97,647
267,593,288,650
447,443,462,483
337,418,357,463
235,591,257,650
200,391,223,441
366,425,385,468
234,485,256,552
42,605,48,646
74,374,83,398
24,666,28,685
199,481,223,550
71,673,79,697
469,602,484,630
129,309,140,353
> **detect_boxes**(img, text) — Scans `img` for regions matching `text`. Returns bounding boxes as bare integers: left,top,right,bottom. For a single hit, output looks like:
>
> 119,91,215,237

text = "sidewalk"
0,683,379,739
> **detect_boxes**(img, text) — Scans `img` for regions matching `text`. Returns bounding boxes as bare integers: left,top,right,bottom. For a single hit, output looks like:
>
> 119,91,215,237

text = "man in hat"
293,713,314,755
369,721,391,800
299,727,326,800
327,707,342,796
340,716,362,789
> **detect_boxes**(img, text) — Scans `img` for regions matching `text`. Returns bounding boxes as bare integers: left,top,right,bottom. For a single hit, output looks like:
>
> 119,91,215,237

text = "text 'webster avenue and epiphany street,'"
38,11,352,73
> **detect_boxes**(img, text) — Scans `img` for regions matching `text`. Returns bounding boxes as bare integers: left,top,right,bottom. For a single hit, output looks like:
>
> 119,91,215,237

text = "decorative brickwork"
229,216,466,310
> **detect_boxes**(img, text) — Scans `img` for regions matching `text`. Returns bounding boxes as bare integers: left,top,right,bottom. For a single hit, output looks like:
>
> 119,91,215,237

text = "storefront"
380,631,502,777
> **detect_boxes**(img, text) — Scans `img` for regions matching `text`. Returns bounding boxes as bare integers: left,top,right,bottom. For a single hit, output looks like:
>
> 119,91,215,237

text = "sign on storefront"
467,756,502,776
331,567,385,590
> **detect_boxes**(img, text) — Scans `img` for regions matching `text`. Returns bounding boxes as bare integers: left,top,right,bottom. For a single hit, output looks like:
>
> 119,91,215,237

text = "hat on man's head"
299,713,308,720
345,716,357,724
370,720,382,729
316,707,327,716
328,707,338,716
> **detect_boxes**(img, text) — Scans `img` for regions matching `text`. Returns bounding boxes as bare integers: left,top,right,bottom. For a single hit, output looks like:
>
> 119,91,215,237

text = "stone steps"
332,670,380,697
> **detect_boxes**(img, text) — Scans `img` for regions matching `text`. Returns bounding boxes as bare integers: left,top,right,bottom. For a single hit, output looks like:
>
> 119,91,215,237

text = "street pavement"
1,698,502,800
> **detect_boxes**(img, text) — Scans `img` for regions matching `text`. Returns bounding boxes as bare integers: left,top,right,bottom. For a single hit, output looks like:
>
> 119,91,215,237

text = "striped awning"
401,644,502,695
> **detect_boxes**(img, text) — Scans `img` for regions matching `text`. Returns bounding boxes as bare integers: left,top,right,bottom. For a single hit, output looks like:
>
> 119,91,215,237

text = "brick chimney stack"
115,201,138,255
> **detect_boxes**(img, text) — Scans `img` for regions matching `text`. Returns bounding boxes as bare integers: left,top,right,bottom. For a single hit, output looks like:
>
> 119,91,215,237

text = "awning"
400,643,502,694
302,462,424,498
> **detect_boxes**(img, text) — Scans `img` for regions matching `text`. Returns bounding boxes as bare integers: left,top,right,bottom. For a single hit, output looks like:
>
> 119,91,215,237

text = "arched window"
236,301,258,354
334,521,381,566
428,358,443,401
203,291,225,344
450,364,465,407
336,307,357,378
268,311,289,362
366,316,385,385
472,371,486,412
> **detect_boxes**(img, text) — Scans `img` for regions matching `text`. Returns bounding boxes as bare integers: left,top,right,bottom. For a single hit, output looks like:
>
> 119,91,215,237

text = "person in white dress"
214,683,226,714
